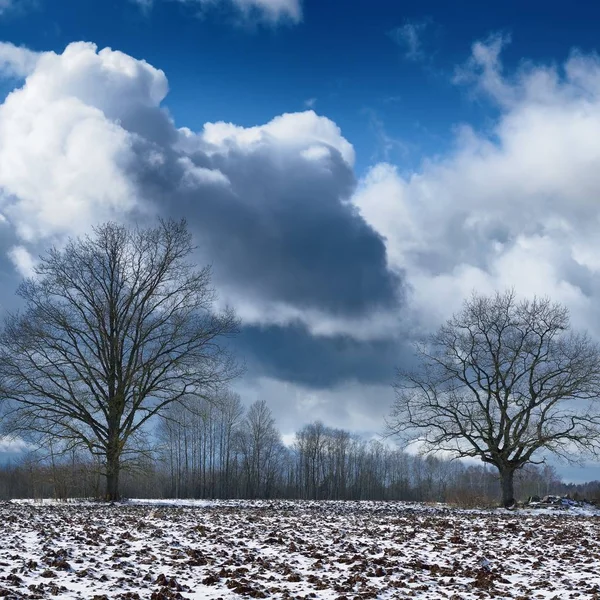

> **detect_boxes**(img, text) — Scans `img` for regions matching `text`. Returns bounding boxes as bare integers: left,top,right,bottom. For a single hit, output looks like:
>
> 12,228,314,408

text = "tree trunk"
499,467,516,508
105,444,121,502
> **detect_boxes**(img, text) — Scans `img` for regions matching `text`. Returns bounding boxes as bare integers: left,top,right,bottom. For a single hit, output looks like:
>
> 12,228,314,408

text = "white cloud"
0,42,195,245
198,110,355,166
0,42,172,242
178,156,230,187
352,38,600,335
0,42,39,78
136,0,302,25
453,33,513,105
7,245,36,278
301,145,330,162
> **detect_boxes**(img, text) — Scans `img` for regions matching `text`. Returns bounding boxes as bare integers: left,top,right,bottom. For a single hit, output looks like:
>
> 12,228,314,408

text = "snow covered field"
1,499,599,599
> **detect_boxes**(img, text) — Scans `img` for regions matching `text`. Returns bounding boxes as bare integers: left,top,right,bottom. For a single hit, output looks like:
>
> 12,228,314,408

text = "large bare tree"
0,219,239,500
387,290,600,507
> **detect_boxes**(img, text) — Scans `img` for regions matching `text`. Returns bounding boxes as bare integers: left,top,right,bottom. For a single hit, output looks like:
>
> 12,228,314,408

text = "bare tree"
387,290,600,507
236,400,284,498
156,388,244,498
0,219,239,500
295,422,328,499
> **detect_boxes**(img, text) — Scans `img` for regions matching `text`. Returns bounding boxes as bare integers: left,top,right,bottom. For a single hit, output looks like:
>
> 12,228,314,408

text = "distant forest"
1,392,596,505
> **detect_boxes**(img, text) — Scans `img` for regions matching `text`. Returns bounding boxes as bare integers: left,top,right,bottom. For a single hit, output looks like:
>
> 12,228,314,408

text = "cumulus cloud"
0,42,171,241
0,41,400,341
196,110,355,165
165,109,400,330
0,40,404,446
352,37,600,335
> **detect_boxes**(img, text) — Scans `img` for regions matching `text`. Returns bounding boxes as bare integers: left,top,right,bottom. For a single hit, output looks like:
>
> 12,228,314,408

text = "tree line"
0,400,568,506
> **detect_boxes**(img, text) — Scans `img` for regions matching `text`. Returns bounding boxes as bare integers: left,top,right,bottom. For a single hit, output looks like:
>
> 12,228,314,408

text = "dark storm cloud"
133,137,403,316
234,324,416,387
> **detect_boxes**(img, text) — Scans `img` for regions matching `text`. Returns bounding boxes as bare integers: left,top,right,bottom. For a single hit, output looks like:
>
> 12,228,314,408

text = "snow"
1,499,599,598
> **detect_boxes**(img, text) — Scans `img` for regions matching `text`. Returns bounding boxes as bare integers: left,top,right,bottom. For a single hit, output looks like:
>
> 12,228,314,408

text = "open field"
1,500,599,599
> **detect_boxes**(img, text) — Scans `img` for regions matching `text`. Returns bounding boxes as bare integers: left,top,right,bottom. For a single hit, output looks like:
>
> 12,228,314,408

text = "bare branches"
388,290,600,506
0,219,240,500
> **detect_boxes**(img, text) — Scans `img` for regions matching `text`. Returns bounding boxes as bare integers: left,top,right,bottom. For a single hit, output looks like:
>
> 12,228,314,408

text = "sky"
2,0,600,482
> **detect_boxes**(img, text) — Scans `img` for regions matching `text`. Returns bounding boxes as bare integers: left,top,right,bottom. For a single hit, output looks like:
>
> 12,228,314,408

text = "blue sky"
2,0,600,482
